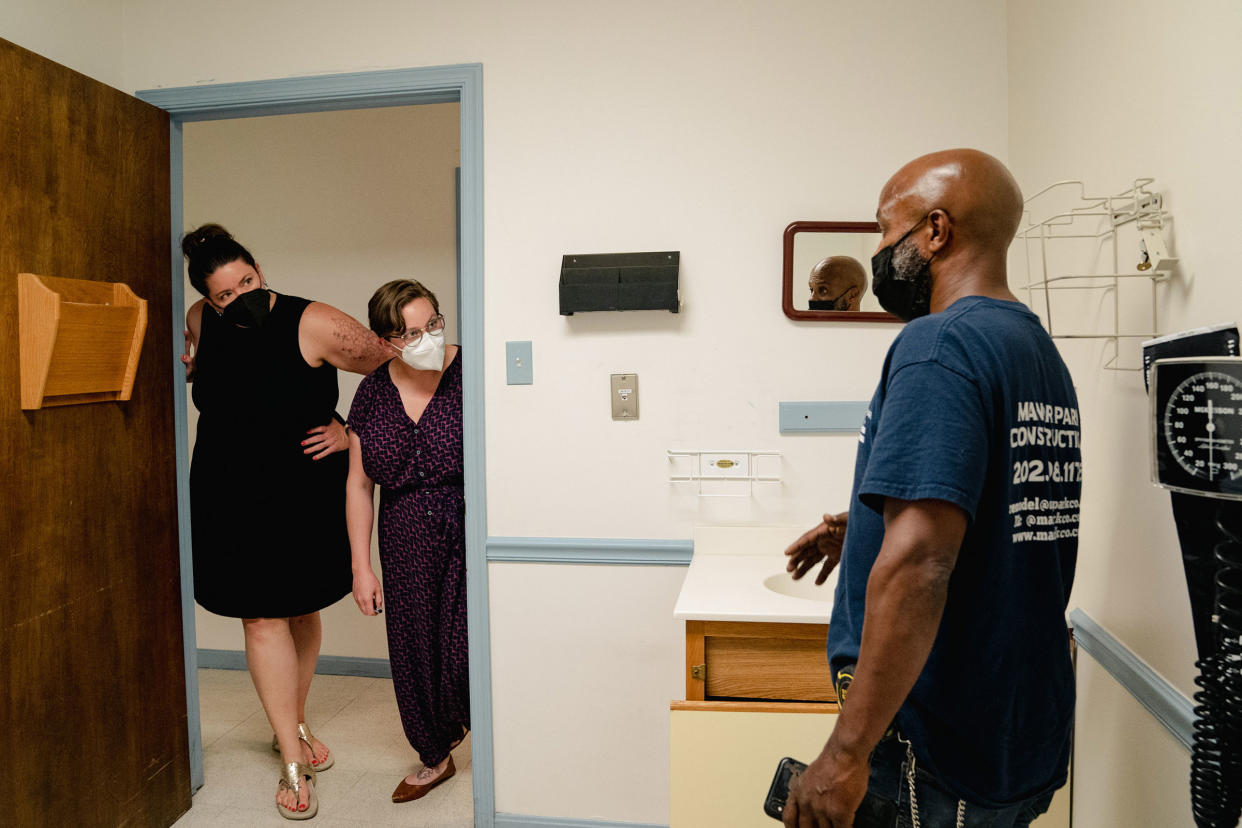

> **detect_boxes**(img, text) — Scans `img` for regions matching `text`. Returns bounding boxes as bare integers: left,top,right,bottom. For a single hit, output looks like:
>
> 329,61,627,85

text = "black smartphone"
763,756,808,820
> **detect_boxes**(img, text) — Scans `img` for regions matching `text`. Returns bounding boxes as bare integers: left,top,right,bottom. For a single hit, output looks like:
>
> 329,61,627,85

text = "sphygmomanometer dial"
1154,358,1242,498
1163,371,1242,481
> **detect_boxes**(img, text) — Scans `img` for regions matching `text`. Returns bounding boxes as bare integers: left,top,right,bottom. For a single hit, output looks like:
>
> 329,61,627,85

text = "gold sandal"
271,723,334,771
276,761,318,820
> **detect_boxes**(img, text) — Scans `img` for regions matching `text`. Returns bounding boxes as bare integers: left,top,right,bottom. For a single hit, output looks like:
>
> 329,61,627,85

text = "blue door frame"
137,63,493,826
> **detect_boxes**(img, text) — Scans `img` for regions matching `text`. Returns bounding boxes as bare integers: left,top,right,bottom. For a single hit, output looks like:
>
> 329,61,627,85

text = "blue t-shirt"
825,295,1080,808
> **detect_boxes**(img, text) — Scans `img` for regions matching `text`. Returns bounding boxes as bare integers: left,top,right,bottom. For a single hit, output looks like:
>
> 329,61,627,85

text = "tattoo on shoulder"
329,311,387,369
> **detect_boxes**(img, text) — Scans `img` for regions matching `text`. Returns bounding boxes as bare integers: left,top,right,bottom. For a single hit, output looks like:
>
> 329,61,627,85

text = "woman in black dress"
182,225,388,820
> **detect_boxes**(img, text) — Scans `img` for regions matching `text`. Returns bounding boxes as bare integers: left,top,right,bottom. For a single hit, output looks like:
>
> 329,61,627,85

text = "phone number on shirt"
1013,458,1083,484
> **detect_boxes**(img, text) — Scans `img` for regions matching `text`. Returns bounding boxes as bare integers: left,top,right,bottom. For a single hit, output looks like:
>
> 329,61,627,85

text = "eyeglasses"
387,314,445,345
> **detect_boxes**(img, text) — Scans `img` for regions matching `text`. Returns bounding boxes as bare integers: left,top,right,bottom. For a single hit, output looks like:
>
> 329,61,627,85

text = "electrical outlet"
611,373,638,420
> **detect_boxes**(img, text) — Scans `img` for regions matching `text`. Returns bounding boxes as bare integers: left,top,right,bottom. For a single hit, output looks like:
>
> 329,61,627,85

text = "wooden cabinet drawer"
686,620,835,703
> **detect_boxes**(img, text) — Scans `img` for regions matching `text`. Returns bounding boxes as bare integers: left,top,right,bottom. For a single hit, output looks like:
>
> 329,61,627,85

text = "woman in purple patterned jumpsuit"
345,279,469,804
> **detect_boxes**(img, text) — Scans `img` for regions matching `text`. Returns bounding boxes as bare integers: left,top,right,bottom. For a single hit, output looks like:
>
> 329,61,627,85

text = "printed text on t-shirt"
1009,400,1081,543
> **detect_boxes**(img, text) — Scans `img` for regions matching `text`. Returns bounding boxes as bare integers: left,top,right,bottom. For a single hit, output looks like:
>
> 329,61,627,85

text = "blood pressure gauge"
1152,356,1242,499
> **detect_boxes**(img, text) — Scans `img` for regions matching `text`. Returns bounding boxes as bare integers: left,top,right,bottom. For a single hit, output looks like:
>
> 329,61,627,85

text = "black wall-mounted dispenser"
559,251,679,315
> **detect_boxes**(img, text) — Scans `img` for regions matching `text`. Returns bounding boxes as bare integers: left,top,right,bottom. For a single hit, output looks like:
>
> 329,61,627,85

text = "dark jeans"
853,739,1056,828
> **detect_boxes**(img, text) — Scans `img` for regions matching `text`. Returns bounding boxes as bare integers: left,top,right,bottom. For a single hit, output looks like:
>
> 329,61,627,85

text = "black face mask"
871,216,933,322
809,291,854,312
219,288,272,328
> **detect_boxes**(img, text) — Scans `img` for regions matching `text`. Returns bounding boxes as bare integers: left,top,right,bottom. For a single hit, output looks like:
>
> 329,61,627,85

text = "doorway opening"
138,64,492,826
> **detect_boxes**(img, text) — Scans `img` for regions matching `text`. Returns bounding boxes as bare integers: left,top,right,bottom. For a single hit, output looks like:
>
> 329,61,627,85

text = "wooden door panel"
0,37,188,827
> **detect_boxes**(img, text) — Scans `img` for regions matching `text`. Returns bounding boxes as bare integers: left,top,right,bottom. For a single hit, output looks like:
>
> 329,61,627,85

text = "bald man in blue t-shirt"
782,149,1080,828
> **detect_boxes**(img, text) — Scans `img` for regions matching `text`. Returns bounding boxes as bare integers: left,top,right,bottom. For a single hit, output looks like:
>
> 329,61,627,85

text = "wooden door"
0,38,189,826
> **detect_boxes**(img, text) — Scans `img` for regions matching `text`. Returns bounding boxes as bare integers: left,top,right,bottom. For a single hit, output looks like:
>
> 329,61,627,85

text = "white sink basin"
674,526,838,623
762,572,834,603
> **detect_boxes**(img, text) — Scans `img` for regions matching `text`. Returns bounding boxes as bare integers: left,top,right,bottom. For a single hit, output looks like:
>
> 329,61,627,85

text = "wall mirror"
782,220,899,322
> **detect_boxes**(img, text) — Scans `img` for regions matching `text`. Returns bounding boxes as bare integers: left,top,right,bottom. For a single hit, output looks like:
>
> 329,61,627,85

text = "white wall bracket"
1020,178,1177,371
666,449,782,497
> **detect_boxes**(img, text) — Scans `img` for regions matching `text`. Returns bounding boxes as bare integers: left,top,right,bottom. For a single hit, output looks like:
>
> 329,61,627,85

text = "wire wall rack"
1019,178,1177,370
666,449,782,497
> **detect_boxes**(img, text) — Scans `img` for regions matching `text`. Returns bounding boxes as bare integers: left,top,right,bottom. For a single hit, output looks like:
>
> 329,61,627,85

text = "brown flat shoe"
392,755,456,803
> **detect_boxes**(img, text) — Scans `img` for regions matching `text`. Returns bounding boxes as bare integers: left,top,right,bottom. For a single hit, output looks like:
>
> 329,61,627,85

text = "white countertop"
673,525,837,625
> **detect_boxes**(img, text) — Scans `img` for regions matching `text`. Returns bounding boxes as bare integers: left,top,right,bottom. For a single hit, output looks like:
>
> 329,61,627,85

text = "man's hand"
782,741,870,828
785,511,849,585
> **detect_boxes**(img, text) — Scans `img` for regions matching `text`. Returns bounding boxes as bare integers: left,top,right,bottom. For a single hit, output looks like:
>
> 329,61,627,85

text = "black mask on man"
220,288,272,328
871,216,933,322
809,292,854,312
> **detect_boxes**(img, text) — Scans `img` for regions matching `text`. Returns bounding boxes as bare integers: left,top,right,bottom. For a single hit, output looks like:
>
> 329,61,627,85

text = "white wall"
1071,656,1193,827
183,104,460,659
117,0,1009,540
488,563,688,818
12,0,1012,822
1008,0,1242,824
0,0,124,90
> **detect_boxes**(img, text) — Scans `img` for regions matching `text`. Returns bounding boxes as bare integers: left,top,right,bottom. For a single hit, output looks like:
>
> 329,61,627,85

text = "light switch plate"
506,341,533,385
611,373,638,420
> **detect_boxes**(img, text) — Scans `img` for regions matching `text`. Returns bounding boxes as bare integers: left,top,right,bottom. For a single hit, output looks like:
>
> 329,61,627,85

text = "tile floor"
174,668,474,827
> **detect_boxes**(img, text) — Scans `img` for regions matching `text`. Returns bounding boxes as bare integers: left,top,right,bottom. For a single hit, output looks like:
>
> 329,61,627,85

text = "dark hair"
181,223,258,297
367,279,441,337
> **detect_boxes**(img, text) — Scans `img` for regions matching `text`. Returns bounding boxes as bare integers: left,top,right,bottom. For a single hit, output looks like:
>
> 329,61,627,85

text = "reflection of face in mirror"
808,256,867,311
791,231,884,312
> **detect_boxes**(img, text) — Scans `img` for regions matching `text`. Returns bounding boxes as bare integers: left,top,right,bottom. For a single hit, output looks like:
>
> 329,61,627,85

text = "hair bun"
181,223,234,258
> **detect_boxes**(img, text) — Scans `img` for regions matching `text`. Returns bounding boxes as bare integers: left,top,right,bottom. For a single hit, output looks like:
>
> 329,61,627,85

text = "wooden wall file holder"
18,273,148,410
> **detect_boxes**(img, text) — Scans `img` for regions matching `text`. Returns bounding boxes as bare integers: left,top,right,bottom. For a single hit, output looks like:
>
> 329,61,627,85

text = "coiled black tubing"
1189,507,1242,828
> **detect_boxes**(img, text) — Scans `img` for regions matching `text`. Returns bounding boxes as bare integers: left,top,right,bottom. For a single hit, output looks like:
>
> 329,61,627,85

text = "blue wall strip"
486,537,693,566
495,816,665,828
1069,608,1195,750
197,649,393,679
779,401,869,433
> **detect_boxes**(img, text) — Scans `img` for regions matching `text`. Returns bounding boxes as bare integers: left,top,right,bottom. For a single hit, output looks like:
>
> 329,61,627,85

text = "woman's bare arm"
182,299,205,381
299,301,391,375
346,430,383,615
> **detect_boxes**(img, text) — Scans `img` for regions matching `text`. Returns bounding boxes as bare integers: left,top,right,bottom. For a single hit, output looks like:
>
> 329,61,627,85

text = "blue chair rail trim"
486,537,693,566
495,816,665,828
1069,608,1194,750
